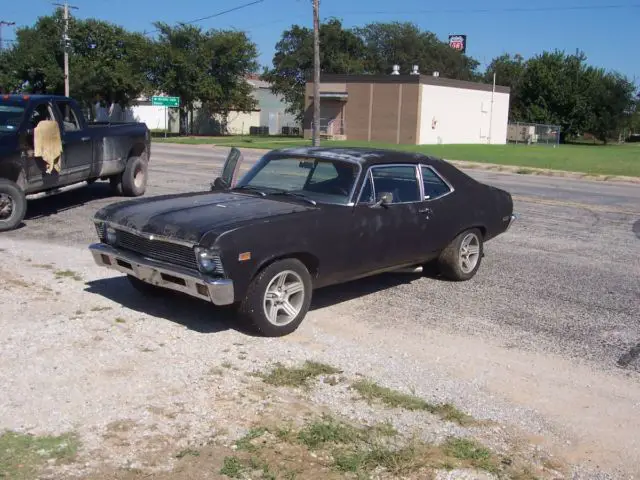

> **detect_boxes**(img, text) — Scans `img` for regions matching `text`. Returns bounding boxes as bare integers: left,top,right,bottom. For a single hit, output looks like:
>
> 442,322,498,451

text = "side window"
420,166,452,200
358,172,374,203
29,103,54,129
55,101,80,132
370,165,420,204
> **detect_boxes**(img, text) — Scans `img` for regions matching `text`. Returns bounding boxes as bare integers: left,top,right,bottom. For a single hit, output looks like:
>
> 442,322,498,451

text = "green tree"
263,18,367,122
0,9,152,113
516,50,593,142
355,22,481,80
149,22,259,133
483,53,526,120
585,70,637,143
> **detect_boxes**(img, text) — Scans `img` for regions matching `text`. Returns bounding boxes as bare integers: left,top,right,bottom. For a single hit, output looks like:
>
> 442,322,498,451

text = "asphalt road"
5,142,640,373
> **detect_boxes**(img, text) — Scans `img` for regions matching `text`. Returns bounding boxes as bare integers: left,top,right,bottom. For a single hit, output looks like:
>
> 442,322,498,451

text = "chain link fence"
507,122,561,146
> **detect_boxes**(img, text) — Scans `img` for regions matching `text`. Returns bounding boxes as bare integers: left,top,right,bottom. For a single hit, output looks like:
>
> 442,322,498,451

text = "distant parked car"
0,94,150,232
89,146,516,337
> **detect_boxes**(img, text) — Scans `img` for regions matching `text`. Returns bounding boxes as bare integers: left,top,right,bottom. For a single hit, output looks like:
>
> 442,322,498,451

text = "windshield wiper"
231,185,267,197
269,190,317,206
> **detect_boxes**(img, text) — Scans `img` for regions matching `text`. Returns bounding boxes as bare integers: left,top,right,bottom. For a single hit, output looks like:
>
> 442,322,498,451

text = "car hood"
94,191,316,244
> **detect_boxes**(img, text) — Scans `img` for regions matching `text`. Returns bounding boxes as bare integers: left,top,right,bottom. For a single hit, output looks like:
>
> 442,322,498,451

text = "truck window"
55,101,81,132
29,103,55,129
0,105,25,133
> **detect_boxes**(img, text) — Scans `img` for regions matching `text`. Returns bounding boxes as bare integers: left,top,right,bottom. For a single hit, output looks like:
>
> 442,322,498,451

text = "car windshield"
235,156,359,205
0,105,25,133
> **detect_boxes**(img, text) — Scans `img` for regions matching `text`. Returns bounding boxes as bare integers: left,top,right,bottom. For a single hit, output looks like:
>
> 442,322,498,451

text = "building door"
268,112,278,135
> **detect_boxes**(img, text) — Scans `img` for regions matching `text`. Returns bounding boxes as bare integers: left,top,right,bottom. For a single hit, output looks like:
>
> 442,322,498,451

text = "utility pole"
312,0,320,146
0,20,16,51
53,1,78,97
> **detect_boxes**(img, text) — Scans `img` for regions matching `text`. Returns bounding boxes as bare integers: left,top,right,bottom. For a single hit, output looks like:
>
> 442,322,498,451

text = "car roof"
272,146,445,167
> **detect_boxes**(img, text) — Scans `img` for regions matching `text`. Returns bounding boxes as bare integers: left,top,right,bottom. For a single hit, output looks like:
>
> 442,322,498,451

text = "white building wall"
418,84,510,145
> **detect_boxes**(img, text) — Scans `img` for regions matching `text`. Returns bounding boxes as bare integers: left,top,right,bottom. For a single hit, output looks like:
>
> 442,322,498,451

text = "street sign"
151,96,180,107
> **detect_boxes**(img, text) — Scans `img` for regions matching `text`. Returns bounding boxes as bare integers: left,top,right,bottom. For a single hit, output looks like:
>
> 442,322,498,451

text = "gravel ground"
1,143,639,479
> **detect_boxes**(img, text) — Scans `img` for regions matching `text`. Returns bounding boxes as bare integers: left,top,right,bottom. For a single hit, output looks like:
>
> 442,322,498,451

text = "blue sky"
4,0,639,83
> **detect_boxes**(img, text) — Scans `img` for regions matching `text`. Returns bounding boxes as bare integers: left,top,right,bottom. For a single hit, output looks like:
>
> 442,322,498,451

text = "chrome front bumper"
89,243,234,305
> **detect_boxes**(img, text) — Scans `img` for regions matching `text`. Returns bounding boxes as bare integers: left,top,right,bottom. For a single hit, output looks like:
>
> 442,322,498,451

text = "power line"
143,0,265,36
337,3,640,15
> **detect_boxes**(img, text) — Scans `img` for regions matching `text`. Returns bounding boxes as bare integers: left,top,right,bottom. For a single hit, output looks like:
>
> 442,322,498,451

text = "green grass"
351,380,474,426
155,135,640,177
0,431,79,479
258,361,342,389
54,269,83,281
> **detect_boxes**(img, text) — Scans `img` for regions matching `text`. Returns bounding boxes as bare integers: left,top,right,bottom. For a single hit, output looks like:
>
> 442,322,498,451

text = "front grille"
115,230,198,270
95,222,106,241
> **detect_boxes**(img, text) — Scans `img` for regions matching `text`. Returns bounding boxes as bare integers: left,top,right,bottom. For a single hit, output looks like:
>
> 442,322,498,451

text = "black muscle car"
89,146,516,337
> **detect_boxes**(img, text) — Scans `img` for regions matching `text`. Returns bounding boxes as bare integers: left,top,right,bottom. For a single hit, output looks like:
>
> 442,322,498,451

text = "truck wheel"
121,156,148,197
238,258,312,337
110,156,148,197
0,179,27,232
436,228,484,281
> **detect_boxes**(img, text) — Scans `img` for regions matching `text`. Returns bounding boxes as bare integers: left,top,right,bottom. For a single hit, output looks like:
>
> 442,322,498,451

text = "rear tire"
238,258,312,337
436,228,484,281
110,155,148,197
0,178,27,232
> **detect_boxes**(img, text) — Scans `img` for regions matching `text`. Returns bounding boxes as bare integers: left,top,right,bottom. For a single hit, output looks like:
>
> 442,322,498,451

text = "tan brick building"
303,74,511,145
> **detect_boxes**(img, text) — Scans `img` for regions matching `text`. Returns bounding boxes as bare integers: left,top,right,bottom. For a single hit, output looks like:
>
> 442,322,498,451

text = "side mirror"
210,176,228,191
372,192,393,208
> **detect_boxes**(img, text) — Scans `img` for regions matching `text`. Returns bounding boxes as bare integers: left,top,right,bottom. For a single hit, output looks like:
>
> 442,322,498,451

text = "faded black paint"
0,95,149,194
93,147,514,303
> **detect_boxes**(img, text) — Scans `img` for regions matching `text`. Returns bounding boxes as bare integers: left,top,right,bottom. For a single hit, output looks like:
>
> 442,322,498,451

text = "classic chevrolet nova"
89,146,516,336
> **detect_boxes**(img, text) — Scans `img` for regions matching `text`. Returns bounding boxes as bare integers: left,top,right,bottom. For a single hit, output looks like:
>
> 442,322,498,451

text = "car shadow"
84,276,251,335
310,271,426,310
25,182,116,221
85,268,439,336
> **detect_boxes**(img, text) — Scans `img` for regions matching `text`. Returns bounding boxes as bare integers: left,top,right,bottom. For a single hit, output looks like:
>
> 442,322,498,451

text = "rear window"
0,105,25,133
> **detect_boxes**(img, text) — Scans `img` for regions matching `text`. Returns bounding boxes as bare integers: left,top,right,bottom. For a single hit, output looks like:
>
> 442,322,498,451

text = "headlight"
105,226,117,245
194,247,224,275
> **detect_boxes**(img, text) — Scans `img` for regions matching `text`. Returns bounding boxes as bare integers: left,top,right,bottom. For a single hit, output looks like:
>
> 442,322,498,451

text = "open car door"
211,147,244,191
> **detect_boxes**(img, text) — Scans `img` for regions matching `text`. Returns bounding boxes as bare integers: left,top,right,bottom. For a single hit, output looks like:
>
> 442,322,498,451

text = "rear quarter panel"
89,123,149,178
436,161,513,241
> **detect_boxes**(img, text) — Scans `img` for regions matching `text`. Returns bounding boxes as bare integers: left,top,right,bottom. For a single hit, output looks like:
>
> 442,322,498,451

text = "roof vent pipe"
433,71,440,77
391,65,400,75
410,65,420,75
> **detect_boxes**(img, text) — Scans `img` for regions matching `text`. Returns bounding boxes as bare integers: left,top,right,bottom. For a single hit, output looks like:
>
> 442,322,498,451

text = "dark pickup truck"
0,94,151,231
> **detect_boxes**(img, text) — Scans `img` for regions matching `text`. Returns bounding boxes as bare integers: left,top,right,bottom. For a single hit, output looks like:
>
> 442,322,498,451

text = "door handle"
81,136,90,142
418,207,432,214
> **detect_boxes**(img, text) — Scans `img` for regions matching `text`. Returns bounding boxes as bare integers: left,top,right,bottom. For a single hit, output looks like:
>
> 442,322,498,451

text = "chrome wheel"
263,270,305,326
459,232,480,274
0,193,14,220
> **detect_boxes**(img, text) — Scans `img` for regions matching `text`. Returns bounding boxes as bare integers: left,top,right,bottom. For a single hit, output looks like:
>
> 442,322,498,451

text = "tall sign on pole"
312,0,320,147
152,96,180,138
448,34,467,54
53,1,78,97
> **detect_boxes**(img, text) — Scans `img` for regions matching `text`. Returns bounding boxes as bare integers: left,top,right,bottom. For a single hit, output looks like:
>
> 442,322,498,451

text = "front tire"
238,258,312,337
0,179,27,232
436,228,484,281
